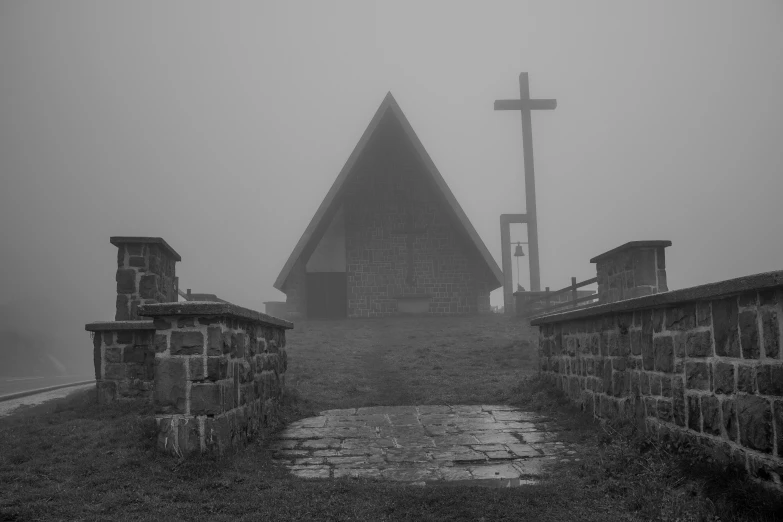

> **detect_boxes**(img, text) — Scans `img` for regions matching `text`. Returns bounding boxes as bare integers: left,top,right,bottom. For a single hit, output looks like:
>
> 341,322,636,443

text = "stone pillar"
138,301,294,457
590,241,671,304
111,237,182,320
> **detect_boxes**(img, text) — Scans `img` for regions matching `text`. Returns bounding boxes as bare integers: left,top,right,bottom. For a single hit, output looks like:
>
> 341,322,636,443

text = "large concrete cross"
495,72,556,293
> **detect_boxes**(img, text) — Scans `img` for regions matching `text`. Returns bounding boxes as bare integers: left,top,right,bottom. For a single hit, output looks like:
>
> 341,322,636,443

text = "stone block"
115,331,133,344
761,309,780,359
128,256,145,268
104,346,122,363
170,331,204,356
653,309,664,333
737,364,755,394
104,363,125,380
602,361,612,394
612,371,625,397
756,365,783,396
233,333,246,358
204,415,231,455
701,396,721,436
177,417,202,456
737,395,773,453
685,330,713,358
666,305,696,331
191,383,222,415
139,274,159,299
115,295,130,321
116,268,136,294
774,400,783,457
739,291,758,308
189,358,205,381
759,289,778,306
177,317,195,328
713,362,735,395
660,376,672,397
123,344,152,364
154,358,187,414
207,357,227,381
618,331,630,356
672,377,686,427
154,334,167,353
656,399,673,422
222,381,236,411
739,310,760,359
723,399,738,442
641,334,655,371
713,298,740,357
653,336,674,373
687,395,701,432
207,327,222,356
696,302,711,327
686,362,710,390
93,335,102,380
222,331,232,354
630,330,642,356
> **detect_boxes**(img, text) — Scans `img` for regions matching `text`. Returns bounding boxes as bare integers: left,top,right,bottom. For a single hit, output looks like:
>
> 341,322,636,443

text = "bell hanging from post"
514,243,525,257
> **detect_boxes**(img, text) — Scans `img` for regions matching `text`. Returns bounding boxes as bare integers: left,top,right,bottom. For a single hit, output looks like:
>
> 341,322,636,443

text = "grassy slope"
1,315,781,521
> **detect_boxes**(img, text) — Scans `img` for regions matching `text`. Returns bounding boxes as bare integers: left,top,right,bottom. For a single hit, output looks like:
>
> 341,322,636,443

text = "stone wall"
591,241,670,304
86,321,157,404
138,301,293,456
533,271,783,490
112,237,181,320
340,138,492,317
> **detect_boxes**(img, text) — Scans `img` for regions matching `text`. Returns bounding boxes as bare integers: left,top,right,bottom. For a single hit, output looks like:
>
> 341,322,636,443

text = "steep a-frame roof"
274,92,503,292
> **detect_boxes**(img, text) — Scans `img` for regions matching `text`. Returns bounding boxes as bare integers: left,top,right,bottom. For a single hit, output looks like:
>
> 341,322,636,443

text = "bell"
514,244,525,257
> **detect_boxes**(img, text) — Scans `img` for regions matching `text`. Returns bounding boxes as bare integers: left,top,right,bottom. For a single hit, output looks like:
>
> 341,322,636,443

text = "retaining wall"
533,271,783,489
139,301,293,457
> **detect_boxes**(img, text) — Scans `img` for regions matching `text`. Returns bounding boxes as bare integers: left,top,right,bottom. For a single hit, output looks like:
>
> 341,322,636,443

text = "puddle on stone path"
271,404,572,487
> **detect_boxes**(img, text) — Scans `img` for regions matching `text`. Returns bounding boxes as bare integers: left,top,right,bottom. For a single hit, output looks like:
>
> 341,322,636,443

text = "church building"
274,93,503,319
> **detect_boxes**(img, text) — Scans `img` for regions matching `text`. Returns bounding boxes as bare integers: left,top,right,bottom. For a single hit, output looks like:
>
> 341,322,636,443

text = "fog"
1,1,781,376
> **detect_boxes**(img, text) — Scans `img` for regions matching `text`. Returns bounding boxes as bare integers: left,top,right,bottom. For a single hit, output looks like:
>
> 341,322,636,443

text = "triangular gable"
274,92,503,291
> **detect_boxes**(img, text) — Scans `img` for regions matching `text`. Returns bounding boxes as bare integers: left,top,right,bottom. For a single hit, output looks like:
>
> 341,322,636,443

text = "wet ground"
272,404,577,486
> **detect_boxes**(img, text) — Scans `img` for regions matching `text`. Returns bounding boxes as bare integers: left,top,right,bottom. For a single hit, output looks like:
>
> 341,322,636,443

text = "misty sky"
1,1,782,373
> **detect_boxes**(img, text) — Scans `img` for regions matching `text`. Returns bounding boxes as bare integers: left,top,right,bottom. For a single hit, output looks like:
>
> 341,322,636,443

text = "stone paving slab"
273,405,575,486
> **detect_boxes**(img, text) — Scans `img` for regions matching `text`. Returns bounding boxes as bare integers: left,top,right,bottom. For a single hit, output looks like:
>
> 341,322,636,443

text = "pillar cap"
589,241,671,264
110,236,181,261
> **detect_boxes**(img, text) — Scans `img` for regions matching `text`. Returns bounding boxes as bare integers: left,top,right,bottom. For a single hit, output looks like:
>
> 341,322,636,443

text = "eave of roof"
273,92,503,292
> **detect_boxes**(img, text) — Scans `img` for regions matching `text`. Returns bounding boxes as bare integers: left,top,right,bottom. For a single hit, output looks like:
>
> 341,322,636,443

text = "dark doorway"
306,272,347,319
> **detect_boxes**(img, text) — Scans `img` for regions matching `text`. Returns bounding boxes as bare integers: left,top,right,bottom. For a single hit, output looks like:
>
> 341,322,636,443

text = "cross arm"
494,99,557,111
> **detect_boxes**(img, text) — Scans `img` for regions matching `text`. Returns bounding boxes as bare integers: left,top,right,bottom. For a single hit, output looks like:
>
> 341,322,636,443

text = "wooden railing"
519,276,600,319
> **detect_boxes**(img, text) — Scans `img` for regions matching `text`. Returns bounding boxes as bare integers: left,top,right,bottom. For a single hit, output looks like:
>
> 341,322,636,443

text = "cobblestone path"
272,404,576,486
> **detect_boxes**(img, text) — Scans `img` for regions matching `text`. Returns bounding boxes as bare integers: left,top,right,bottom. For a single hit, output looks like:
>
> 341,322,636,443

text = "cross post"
494,72,556,292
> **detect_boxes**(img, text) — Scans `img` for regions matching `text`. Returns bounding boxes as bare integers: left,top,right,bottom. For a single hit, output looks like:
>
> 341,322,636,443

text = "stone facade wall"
593,243,669,304
535,279,783,490
139,302,293,457
88,322,157,404
113,238,180,320
341,149,491,317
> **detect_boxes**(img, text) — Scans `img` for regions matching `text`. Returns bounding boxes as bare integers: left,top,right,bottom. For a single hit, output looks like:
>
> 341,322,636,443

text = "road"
0,375,95,397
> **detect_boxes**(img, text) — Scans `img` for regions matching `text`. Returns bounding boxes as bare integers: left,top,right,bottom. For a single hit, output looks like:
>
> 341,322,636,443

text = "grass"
1,315,781,521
